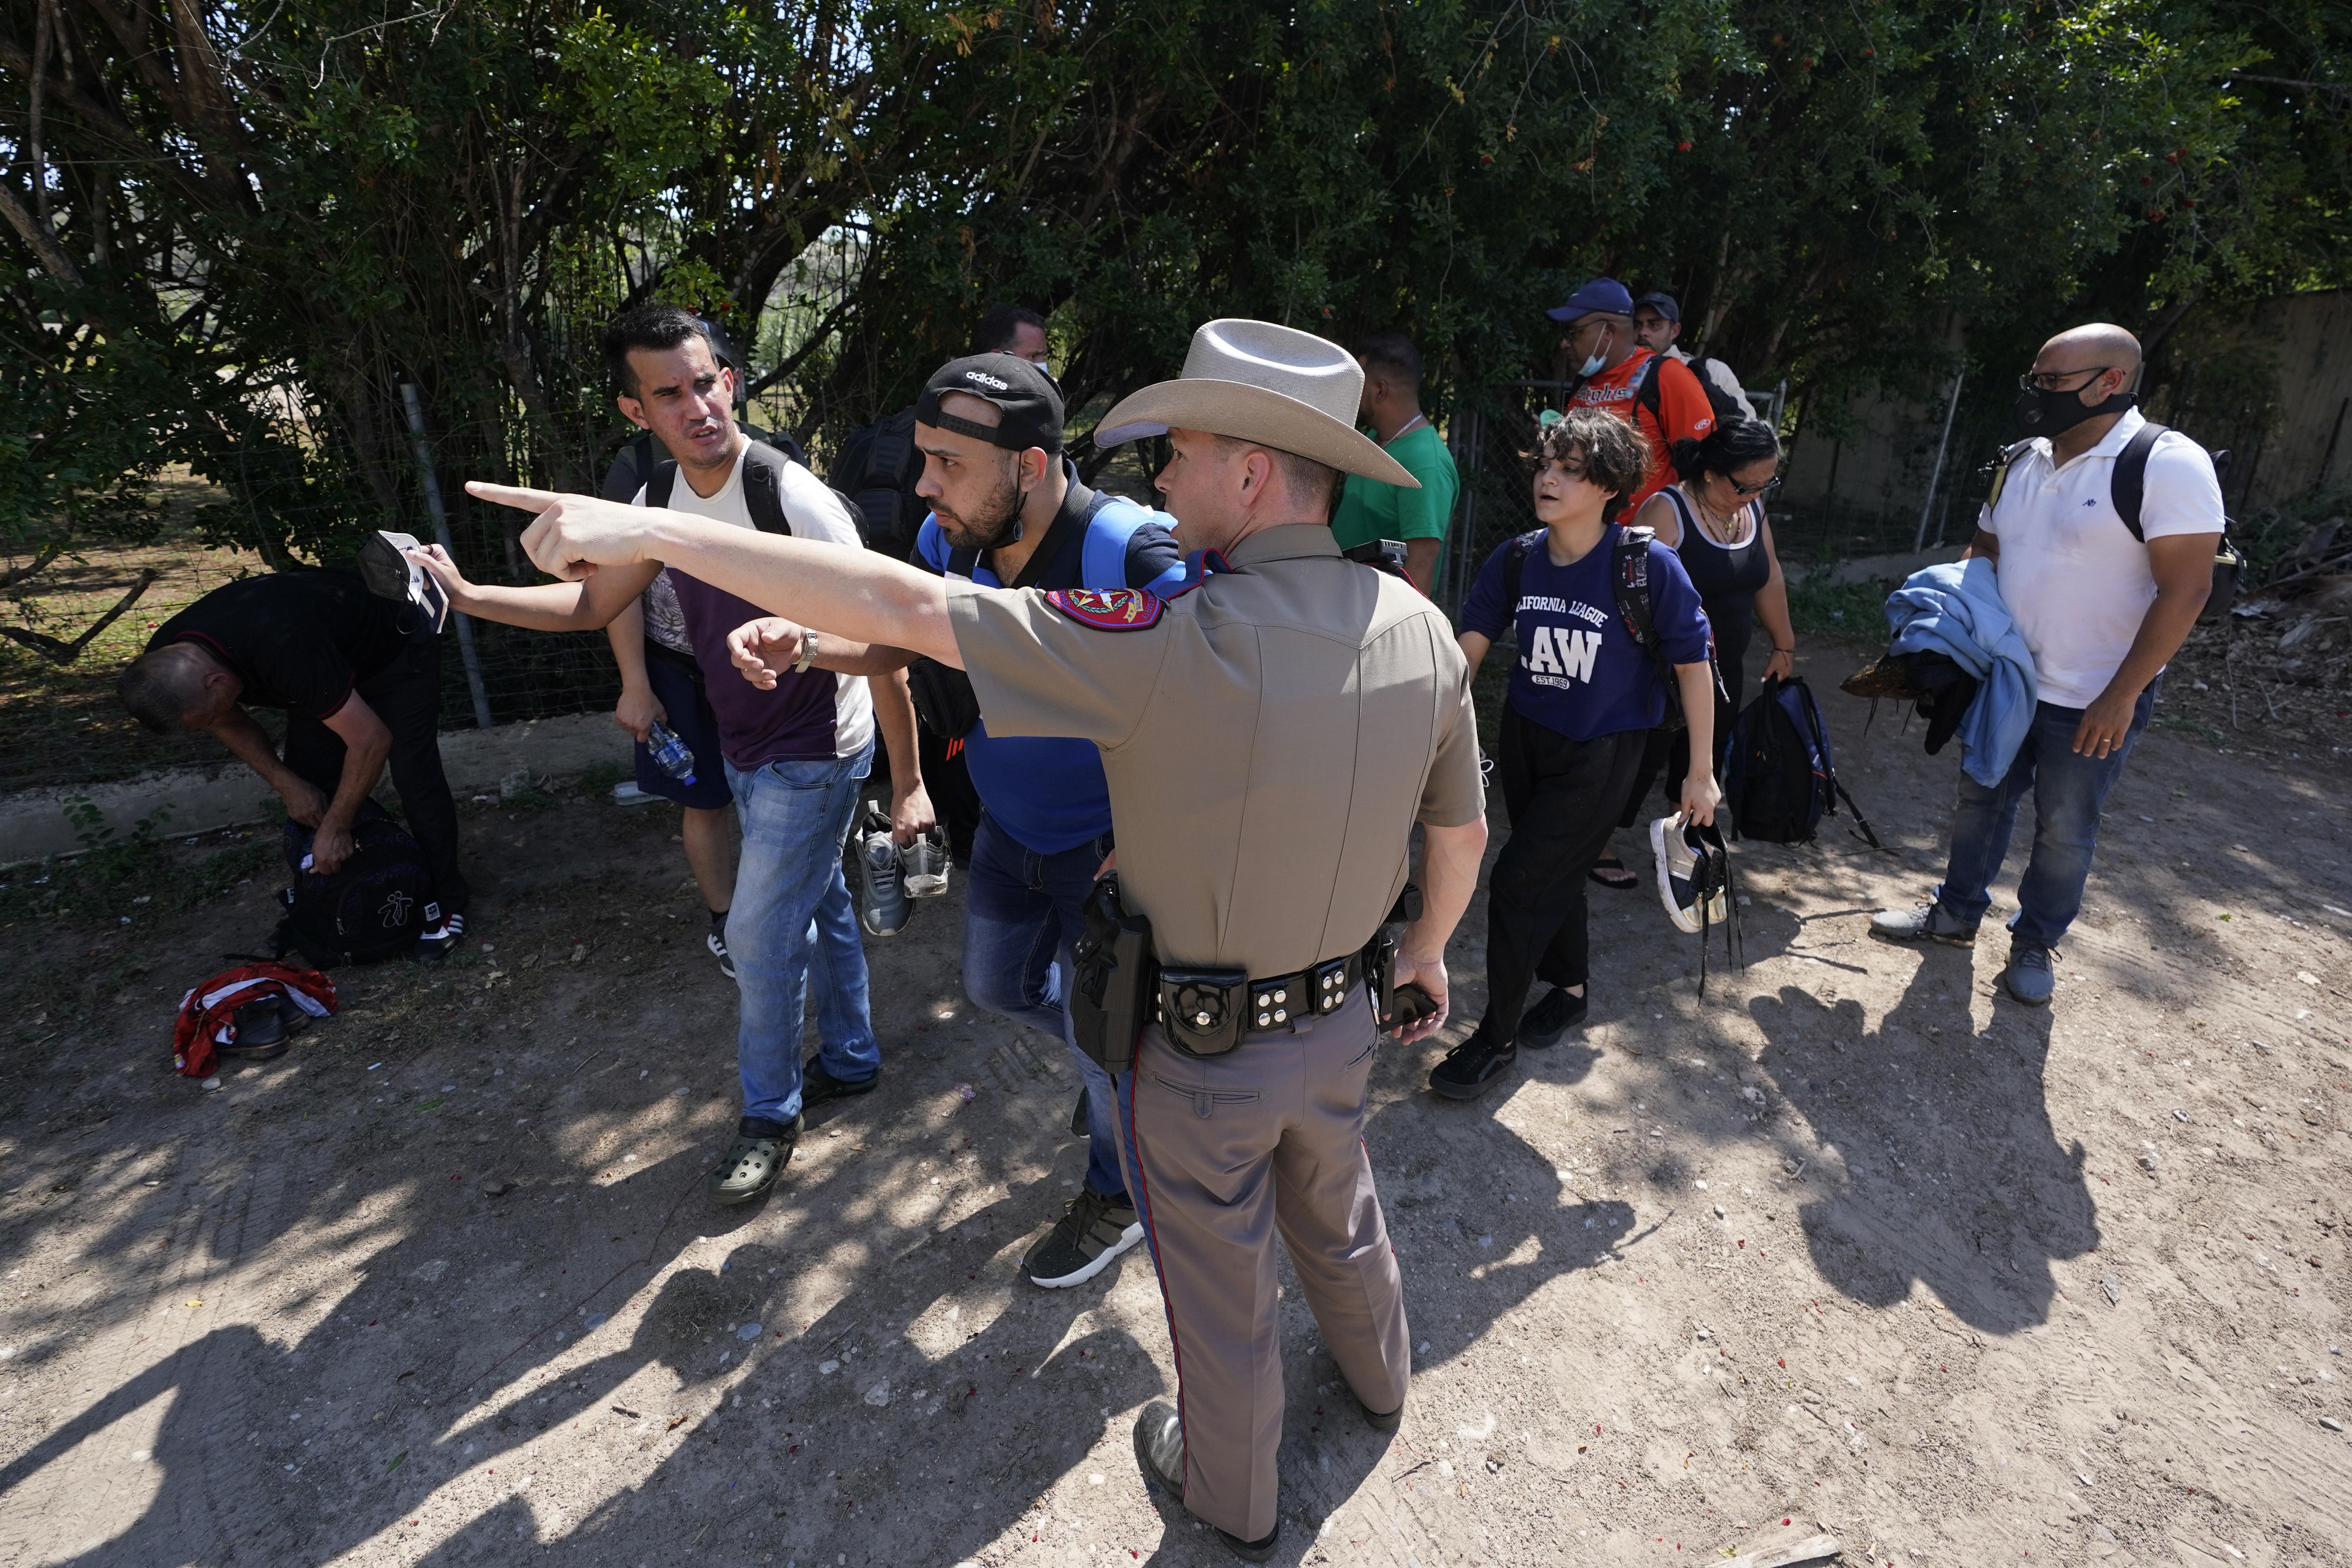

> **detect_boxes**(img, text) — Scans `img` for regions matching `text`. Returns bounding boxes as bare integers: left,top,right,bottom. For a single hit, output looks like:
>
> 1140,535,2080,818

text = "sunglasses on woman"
1727,473,1781,498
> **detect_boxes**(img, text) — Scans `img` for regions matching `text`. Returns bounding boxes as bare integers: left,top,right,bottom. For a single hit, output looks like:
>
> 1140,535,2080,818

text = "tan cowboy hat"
1093,319,1420,488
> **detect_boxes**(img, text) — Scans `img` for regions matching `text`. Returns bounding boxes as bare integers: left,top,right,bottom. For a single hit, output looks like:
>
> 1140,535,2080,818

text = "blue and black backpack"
1724,675,1883,849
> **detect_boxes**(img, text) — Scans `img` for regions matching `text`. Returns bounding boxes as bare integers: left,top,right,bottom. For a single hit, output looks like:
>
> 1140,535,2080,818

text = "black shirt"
149,569,410,721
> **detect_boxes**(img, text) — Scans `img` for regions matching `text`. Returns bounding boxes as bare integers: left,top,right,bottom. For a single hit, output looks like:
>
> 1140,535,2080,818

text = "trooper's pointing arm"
465,481,964,669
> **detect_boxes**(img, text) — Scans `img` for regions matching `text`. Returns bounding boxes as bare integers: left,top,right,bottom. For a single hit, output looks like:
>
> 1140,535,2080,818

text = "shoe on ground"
1132,1401,1280,1563
1428,1028,1516,1101
1516,986,1587,1050
220,997,289,1060
850,804,910,936
709,1115,802,1205
1356,1386,1404,1432
1021,1186,1145,1289
2001,944,2056,1006
706,915,737,982
899,826,951,898
801,1056,878,1107
1868,900,1979,947
414,906,467,962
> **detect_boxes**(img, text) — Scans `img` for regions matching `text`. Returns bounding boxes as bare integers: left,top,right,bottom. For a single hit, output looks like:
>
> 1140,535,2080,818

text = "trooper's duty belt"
1069,874,1420,1073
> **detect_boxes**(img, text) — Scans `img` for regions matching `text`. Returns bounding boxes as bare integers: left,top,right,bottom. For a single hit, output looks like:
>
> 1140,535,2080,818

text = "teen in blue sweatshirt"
1430,408,1722,1100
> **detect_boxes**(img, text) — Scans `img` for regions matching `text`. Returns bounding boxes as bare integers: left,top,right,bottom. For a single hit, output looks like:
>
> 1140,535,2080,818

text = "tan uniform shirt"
948,524,1484,975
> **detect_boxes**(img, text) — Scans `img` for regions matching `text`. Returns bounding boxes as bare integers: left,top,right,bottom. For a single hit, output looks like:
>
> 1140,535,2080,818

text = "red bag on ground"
172,963,339,1079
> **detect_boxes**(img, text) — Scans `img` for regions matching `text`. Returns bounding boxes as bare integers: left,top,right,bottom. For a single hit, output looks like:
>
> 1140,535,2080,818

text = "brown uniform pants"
1113,984,1409,1542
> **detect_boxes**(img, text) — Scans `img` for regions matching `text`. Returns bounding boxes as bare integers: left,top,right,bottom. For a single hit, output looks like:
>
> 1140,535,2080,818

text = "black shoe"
801,1057,878,1107
414,906,466,963
1357,1391,1404,1432
220,998,289,1060
1516,986,1587,1050
1428,1029,1516,1101
1132,1402,1280,1563
706,915,737,982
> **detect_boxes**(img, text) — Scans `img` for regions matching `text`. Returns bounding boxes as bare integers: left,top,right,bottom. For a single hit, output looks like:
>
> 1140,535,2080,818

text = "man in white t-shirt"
1873,323,2223,1005
414,307,930,1206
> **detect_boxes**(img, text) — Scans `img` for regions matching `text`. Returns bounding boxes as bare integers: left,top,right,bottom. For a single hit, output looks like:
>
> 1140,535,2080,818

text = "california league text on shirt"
1459,528,1711,741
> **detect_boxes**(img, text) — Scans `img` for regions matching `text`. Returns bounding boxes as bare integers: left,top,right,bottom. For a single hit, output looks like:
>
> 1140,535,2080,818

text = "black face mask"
2014,384,2136,439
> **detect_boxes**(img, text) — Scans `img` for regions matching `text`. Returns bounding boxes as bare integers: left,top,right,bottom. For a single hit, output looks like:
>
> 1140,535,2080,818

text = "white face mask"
1576,326,1611,378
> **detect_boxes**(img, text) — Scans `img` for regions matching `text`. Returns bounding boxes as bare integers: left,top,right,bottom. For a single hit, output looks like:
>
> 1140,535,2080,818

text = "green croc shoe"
708,1115,802,1206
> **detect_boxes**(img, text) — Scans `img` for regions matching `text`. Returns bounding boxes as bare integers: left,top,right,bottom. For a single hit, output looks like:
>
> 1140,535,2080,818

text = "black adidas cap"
916,354,1064,456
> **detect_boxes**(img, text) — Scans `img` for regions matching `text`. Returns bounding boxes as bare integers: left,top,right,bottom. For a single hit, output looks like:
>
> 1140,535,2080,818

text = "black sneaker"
220,997,290,1061
1132,1401,1280,1563
801,1056,878,1107
414,906,466,963
1428,1028,1516,1101
1516,986,1587,1050
1020,1187,1145,1289
706,913,736,982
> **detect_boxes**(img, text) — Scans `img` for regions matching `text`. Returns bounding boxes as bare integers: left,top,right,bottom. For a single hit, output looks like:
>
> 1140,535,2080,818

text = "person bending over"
117,568,470,958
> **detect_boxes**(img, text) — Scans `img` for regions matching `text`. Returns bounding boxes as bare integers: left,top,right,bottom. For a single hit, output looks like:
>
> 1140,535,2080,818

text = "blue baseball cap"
1632,291,1682,323
1546,276,1635,323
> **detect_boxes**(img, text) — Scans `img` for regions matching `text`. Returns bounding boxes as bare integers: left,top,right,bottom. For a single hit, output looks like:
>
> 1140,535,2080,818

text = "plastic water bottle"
646,721,697,786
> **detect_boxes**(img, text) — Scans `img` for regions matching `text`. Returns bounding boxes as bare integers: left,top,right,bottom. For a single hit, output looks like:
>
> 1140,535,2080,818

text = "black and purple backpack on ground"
1724,675,1883,849
273,799,435,965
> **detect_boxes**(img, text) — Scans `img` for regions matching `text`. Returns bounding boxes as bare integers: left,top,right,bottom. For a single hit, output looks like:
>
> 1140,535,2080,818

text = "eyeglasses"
1728,474,1782,498
2018,366,2115,393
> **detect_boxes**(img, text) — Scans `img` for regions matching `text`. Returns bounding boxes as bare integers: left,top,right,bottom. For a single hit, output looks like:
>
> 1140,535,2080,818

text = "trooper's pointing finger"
464,481,566,512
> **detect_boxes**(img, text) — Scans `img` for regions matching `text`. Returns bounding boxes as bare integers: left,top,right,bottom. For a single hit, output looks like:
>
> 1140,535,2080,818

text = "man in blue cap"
1547,276,1717,510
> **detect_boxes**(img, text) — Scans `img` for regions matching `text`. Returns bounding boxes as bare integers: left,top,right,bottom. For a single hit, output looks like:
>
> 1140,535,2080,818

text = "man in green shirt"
1328,334,1460,594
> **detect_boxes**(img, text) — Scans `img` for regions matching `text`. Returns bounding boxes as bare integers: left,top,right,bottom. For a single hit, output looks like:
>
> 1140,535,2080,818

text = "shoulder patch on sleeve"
1043,586,1165,631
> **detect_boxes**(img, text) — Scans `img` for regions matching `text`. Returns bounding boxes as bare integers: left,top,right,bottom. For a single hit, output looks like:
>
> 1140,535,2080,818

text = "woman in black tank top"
1589,419,1798,883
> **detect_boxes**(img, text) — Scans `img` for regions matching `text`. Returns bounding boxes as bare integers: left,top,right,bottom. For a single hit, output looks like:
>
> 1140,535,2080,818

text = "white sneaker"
899,826,951,898
1648,814,1727,935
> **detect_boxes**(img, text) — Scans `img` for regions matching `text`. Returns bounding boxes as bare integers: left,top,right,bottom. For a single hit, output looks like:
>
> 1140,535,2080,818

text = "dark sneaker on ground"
1516,986,1587,1050
706,913,736,982
1868,900,1978,946
709,1115,801,1206
1132,1401,1280,1563
800,1057,878,1107
221,997,290,1060
414,906,466,962
2002,944,2056,1005
1428,1028,1516,1101
1021,1187,1145,1289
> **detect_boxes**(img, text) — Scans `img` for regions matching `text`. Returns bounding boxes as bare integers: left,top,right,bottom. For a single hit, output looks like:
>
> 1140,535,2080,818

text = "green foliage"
1785,576,1896,641
575,760,630,797
1,0,2343,596
62,795,172,887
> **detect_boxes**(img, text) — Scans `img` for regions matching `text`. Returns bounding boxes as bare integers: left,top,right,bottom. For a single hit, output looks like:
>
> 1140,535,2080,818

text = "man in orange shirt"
1547,276,1716,511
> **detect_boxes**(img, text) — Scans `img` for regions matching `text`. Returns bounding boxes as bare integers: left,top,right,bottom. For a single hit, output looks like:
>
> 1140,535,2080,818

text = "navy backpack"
1725,675,1883,849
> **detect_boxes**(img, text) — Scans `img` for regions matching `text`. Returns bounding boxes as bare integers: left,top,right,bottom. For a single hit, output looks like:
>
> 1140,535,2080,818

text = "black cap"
1632,291,1682,323
916,354,1064,455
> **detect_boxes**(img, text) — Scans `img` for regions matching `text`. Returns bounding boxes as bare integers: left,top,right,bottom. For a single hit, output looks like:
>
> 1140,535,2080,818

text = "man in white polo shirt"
1872,323,2223,1005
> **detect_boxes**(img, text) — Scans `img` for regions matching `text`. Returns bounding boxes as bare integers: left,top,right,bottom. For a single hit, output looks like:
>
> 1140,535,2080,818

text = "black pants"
1478,709,1649,1045
282,637,470,914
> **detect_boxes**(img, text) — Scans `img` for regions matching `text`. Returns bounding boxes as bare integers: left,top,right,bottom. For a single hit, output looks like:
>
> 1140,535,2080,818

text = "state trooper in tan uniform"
465,319,1491,1562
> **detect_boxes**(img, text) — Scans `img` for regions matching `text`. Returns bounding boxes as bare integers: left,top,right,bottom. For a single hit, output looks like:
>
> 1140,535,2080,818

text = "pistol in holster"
1370,881,1426,1034
1069,873,1153,1075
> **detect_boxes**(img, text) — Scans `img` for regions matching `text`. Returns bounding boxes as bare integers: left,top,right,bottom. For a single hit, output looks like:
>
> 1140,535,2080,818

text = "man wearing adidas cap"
467,318,1490,1561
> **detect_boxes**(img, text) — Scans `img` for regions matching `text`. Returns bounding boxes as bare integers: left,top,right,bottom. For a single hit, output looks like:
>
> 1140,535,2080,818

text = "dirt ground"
1,641,2349,1568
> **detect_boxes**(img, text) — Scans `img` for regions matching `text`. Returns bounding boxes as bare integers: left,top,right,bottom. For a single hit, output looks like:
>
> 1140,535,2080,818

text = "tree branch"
0,566,158,663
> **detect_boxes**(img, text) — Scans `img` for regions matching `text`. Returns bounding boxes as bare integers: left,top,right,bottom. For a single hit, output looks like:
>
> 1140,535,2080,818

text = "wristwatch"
792,629,819,674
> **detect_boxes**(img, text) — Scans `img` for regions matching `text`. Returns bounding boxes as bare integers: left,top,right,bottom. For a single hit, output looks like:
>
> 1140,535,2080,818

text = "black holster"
1369,881,1423,1032
1069,873,1153,1074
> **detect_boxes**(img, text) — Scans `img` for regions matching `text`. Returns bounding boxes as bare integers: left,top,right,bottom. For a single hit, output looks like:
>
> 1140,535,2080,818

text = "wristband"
792,630,818,674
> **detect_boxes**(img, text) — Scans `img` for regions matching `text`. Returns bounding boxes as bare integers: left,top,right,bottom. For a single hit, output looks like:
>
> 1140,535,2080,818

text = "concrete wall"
0,712,629,868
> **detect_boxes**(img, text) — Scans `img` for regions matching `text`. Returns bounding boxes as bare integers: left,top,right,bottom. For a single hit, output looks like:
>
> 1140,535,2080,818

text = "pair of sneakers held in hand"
851,803,951,937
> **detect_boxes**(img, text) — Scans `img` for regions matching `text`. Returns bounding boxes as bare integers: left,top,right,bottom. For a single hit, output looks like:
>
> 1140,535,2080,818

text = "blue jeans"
726,742,878,1129
1935,683,2158,952
963,810,1127,1202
